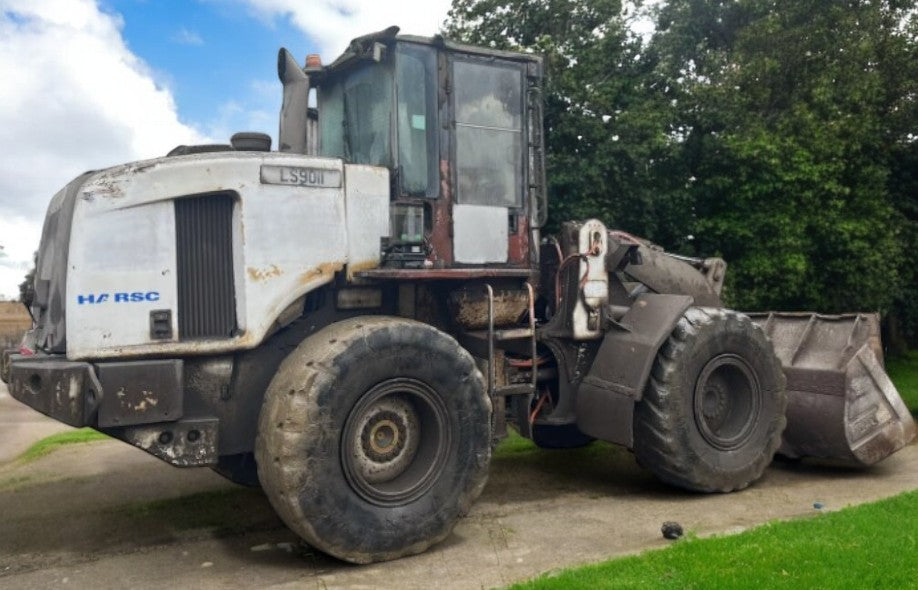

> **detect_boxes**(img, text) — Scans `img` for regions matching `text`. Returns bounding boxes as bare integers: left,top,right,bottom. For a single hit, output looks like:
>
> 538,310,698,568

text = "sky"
0,0,451,299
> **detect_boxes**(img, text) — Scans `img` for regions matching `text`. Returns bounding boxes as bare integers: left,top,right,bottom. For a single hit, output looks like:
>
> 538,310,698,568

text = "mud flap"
751,312,916,466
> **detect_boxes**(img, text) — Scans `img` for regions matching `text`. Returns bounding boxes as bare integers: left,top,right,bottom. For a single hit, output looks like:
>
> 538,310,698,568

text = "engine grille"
175,193,237,340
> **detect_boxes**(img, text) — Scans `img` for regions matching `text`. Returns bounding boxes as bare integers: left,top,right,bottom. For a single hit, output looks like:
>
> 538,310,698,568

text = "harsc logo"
76,292,160,304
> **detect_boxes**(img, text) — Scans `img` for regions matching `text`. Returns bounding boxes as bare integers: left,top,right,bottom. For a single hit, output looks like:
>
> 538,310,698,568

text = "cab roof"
320,26,543,77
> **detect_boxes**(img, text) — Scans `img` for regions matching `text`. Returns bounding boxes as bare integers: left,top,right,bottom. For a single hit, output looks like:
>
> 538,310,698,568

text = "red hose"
529,391,551,425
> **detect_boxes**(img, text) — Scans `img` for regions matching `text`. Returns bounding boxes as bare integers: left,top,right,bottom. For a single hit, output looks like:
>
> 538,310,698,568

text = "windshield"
318,62,393,167
318,43,438,197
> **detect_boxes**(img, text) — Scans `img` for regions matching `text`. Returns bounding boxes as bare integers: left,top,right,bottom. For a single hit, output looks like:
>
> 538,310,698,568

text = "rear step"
750,312,916,466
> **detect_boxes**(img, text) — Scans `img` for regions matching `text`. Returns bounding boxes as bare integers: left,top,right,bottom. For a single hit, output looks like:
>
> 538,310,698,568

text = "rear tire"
255,316,491,563
633,308,786,492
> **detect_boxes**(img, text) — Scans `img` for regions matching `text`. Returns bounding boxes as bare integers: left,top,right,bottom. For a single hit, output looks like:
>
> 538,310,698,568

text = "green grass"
18,427,109,462
510,489,918,589
494,429,545,458
887,349,918,415
505,352,918,589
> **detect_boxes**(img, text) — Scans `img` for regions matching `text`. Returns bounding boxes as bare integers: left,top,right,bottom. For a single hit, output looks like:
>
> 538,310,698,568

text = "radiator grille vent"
175,193,236,340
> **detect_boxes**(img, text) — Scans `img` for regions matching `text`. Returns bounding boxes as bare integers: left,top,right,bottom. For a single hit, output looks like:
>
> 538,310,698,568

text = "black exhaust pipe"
277,48,309,154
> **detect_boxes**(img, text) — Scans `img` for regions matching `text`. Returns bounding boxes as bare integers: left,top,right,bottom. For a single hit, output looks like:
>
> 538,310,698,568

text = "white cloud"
173,27,205,46
0,0,205,299
239,0,452,58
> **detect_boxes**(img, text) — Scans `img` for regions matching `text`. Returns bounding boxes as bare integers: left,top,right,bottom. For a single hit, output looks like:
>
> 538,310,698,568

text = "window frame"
394,42,439,199
449,55,528,210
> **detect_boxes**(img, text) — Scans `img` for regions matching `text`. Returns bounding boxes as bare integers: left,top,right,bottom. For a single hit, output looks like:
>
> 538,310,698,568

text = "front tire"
633,308,787,492
255,316,491,563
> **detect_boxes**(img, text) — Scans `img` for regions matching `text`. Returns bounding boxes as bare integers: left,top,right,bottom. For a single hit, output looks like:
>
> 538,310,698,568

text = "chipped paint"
508,214,531,266
67,151,353,360
299,262,344,286
131,393,159,412
429,159,454,266
120,418,220,466
247,264,284,281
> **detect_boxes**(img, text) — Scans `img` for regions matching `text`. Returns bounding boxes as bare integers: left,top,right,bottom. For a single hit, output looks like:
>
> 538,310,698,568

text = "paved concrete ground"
2,381,917,590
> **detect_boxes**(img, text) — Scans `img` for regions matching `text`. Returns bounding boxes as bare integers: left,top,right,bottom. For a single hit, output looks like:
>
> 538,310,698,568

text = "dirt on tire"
633,307,787,492
255,316,492,564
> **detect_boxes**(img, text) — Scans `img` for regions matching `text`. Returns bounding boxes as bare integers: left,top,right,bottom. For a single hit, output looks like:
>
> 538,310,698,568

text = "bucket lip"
744,311,878,321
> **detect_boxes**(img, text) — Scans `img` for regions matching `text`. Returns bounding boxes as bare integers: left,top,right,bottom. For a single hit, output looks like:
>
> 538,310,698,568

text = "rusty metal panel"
8,357,102,427
117,417,218,467
427,159,454,266
751,312,916,466
97,360,183,427
507,214,530,265
449,289,528,330
357,268,533,280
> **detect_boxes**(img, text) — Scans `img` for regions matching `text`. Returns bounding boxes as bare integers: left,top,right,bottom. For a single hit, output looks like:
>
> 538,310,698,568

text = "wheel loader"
3,27,914,564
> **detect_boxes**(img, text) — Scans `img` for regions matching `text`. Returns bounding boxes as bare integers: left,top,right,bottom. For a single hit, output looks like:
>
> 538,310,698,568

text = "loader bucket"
750,312,916,467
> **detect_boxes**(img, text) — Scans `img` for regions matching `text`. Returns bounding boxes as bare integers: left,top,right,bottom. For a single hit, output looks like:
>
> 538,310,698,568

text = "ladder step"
495,328,535,341
493,384,535,397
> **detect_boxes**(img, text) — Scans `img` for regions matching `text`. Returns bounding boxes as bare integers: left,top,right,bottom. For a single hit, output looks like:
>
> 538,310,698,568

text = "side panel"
65,153,387,360
344,164,391,278
453,204,509,263
68,201,178,352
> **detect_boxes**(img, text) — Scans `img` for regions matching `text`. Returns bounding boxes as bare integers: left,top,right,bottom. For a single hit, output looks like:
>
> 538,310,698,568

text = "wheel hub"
693,354,761,450
352,400,420,484
701,383,730,427
364,415,403,459
341,378,449,506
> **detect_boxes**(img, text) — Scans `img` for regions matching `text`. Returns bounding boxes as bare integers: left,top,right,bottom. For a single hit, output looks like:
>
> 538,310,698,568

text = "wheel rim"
341,378,451,506
693,354,761,450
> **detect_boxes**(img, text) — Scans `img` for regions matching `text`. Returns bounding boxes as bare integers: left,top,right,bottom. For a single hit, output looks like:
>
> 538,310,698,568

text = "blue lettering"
76,290,161,304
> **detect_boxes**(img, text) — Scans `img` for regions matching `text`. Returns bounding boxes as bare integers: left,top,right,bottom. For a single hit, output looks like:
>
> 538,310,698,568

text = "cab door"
450,58,527,264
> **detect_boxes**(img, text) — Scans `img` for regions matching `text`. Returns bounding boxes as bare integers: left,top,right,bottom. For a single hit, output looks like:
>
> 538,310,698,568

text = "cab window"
453,60,523,208
396,44,438,197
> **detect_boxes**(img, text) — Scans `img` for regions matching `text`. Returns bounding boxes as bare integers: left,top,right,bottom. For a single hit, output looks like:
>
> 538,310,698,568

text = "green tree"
445,0,916,328
445,0,694,248
652,0,913,313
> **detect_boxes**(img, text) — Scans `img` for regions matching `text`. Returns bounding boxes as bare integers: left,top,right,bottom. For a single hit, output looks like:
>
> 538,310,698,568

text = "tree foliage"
445,0,917,341
445,0,694,249
18,252,36,309
660,0,913,314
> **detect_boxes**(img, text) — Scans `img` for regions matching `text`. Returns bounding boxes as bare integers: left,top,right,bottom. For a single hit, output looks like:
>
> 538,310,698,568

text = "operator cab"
282,27,546,271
